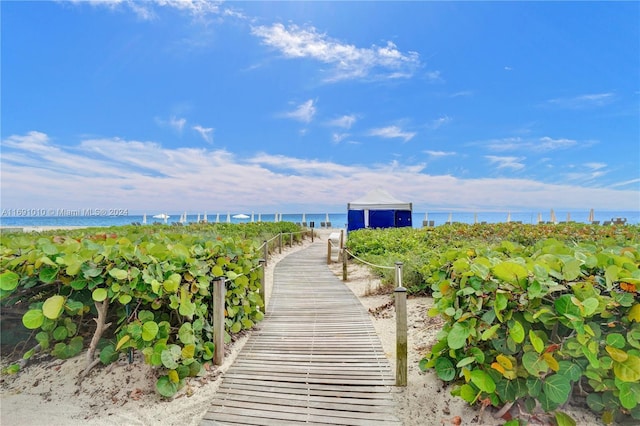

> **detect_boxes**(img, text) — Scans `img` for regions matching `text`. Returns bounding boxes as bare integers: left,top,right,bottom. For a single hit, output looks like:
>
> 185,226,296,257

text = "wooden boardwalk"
201,240,401,425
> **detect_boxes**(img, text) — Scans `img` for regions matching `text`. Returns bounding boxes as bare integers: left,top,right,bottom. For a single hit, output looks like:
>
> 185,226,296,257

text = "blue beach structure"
347,188,412,232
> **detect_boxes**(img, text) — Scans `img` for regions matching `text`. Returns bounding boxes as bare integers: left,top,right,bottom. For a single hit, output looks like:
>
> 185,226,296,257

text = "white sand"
1,230,600,425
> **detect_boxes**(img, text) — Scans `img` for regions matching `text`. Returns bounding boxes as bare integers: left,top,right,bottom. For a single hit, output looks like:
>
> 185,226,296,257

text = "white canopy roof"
348,188,412,211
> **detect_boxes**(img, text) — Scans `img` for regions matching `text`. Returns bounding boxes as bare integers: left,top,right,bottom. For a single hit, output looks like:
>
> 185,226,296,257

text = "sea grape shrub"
0,222,300,396
421,237,640,424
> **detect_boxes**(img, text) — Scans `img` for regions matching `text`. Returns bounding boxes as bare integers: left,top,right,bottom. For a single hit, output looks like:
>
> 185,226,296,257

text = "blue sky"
2,1,639,215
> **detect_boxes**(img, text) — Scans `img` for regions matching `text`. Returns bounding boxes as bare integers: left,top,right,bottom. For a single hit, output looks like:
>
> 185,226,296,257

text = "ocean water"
1,210,638,229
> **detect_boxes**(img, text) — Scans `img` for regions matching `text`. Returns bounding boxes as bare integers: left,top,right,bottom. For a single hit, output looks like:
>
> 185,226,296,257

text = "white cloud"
483,136,578,152
546,93,615,109
72,0,223,20
332,133,350,144
251,23,420,82
485,155,526,171
328,114,356,129
368,126,416,142
193,125,214,143
425,150,456,158
283,99,316,123
170,116,187,132
429,116,451,130
2,131,638,213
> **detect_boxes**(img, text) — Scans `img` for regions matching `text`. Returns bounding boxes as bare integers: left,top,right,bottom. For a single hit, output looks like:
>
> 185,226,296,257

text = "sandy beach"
0,229,601,425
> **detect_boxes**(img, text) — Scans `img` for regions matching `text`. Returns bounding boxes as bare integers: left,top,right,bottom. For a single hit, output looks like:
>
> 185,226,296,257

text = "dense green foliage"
346,223,640,424
0,222,304,396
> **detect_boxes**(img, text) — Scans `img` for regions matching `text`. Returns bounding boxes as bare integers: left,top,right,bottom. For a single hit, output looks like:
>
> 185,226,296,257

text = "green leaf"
0,271,20,291
613,354,640,382
447,322,470,350
605,333,626,349
543,374,571,404
562,259,582,281
470,369,496,393
554,294,581,317
529,330,544,353
178,323,195,345
586,393,605,412
22,309,45,329
554,411,577,426
522,352,548,377
92,288,107,302
163,273,181,293
142,321,159,341
108,268,128,280
39,266,58,283
434,357,456,381
458,383,479,403
481,324,500,340
118,294,132,305
617,381,638,410
42,295,65,319
492,261,528,285
508,320,525,344
156,376,178,398
52,326,68,341
99,344,119,365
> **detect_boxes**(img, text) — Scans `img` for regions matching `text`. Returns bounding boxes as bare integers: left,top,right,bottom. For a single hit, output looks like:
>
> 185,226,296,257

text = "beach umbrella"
424,212,428,221
153,213,169,223
142,213,147,224
325,213,330,223
474,213,477,224
180,211,187,223
588,208,595,223
203,212,208,223
507,212,511,223
550,209,556,223
258,213,262,222
251,212,255,222
448,212,453,225
197,213,200,223
226,212,231,223
537,212,542,224
566,212,571,223
233,213,250,220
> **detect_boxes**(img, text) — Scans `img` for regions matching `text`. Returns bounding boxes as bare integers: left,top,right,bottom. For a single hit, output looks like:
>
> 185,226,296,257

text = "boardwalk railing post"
278,232,282,254
259,259,266,309
327,239,332,264
395,261,407,387
213,277,226,366
342,248,348,281
263,240,268,267
289,232,293,247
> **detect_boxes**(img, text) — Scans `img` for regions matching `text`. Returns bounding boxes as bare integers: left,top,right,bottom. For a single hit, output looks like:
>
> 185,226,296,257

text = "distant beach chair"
320,221,326,228
603,220,612,226
591,221,600,225
326,222,332,228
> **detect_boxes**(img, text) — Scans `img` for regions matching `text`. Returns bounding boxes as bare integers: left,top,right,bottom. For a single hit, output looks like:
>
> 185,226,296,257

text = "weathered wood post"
311,222,314,242
278,232,282,254
395,261,407,386
339,229,344,250
213,277,226,366
289,232,293,247
327,238,332,264
262,240,268,267
259,259,266,309
342,248,348,281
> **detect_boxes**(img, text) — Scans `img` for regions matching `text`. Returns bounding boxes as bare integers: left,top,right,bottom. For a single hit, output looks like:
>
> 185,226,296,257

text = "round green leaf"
470,369,496,393
118,294,132,305
42,295,65,320
99,344,119,365
434,357,455,381
22,309,44,329
613,354,640,382
92,288,108,302
0,271,20,291
52,326,68,341
142,321,159,341
447,322,470,350
543,374,571,404
508,320,525,344
156,376,178,398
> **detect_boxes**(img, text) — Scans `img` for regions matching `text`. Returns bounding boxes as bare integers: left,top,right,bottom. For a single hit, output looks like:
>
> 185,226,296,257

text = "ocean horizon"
1,209,638,229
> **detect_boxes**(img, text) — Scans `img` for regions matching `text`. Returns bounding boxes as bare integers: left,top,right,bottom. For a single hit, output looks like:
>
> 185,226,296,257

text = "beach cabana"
347,188,412,232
